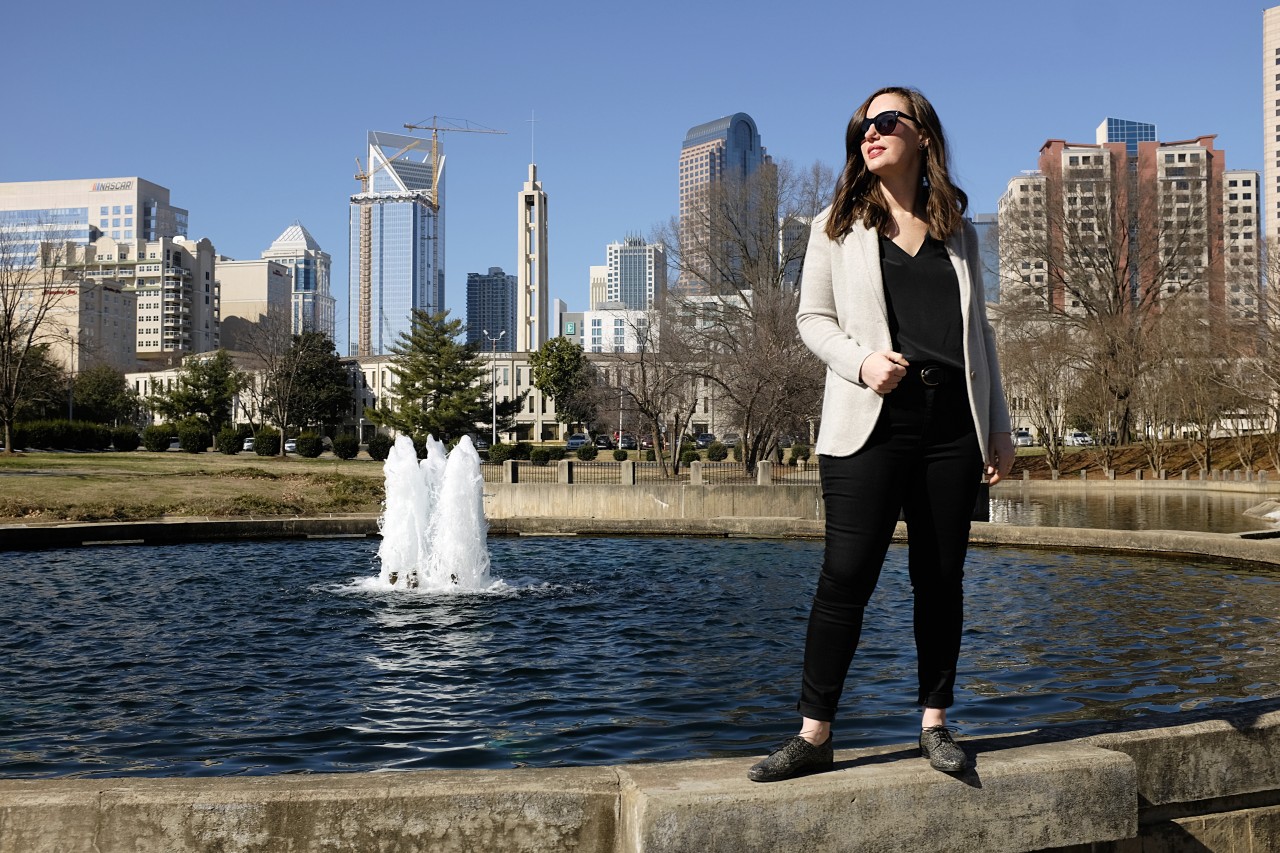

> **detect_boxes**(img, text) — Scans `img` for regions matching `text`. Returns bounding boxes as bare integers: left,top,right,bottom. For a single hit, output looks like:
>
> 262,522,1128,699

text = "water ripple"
1,537,1277,777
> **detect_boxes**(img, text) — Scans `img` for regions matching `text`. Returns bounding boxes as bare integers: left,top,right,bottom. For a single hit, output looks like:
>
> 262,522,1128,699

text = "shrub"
332,434,360,460
176,420,210,454
487,442,514,464
680,449,700,466
295,432,324,458
111,426,140,452
732,444,742,462
576,445,598,461
530,448,551,466
366,432,393,461
546,446,566,461
644,449,656,462
255,428,282,457
613,449,628,462
14,420,112,451
142,424,173,452
510,441,532,460
215,427,241,455
792,443,812,464
706,441,728,462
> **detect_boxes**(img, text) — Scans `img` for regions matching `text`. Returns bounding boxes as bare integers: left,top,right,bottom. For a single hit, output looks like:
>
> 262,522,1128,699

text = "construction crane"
351,117,505,356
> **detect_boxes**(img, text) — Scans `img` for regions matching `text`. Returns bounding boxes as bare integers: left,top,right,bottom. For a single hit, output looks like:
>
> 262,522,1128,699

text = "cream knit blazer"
796,208,1011,464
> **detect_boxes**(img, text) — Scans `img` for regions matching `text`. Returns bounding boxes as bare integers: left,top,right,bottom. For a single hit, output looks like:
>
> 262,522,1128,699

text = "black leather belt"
915,364,952,386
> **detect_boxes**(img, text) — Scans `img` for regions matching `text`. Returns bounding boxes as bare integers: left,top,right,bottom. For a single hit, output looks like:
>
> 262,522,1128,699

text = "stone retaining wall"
2,700,1278,852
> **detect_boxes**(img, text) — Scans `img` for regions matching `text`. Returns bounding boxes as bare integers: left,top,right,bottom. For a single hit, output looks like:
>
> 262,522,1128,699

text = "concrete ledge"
618,742,1134,853
1082,704,1280,807
0,767,619,853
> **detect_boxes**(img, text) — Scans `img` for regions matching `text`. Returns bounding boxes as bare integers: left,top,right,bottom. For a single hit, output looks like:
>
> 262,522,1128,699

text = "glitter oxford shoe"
747,734,834,783
919,725,968,772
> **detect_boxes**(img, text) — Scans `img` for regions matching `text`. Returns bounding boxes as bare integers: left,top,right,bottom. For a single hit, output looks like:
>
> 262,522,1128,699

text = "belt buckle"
920,365,943,387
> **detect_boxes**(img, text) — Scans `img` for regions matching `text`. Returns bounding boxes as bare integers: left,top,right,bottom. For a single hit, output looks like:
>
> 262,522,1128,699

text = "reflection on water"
989,485,1275,533
1,537,1277,778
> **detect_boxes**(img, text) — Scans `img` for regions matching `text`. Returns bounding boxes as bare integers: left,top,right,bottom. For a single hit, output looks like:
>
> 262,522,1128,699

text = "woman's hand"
859,351,908,394
986,432,1015,485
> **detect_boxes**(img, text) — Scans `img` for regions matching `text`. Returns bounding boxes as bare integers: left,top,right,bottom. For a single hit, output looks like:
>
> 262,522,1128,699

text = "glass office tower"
1096,117,1157,157
348,131,444,356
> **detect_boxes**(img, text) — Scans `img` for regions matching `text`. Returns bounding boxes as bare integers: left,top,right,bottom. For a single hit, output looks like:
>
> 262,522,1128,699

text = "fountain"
374,434,497,591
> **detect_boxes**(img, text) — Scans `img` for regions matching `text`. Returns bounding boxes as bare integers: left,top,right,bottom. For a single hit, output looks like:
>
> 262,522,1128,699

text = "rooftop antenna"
527,109,538,162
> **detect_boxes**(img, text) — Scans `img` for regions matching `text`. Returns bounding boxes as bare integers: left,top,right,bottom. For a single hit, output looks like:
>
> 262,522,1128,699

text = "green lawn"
0,450,386,523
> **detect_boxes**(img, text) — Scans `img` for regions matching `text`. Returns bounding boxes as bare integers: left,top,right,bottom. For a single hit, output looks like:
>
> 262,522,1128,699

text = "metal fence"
475,460,820,486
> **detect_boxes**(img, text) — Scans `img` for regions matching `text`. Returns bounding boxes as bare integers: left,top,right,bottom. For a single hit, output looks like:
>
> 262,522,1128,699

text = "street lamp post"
482,329,506,446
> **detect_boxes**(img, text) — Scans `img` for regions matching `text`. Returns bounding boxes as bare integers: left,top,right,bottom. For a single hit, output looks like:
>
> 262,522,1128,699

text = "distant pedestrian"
749,86,1014,782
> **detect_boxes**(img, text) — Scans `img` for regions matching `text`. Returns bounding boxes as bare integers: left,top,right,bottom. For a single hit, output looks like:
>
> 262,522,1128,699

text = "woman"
748,86,1013,783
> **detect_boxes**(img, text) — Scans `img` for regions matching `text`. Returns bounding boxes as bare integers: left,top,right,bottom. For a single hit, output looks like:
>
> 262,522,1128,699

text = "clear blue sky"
1,0,1268,353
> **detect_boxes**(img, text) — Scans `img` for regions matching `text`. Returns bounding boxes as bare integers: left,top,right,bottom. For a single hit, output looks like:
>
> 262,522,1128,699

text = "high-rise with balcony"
998,129,1257,319
349,131,444,356
677,113,769,295
262,222,335,341
50,234,220,365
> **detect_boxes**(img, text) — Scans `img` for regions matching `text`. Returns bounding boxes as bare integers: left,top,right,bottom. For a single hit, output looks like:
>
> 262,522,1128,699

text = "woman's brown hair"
823,86,968,242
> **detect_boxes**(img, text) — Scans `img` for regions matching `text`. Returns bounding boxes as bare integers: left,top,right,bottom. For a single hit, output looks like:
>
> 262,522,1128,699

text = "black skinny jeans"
798,375,983,722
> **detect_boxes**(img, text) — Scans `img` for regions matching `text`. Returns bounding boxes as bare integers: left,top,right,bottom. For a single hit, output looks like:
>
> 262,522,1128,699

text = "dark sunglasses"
858,110,918,139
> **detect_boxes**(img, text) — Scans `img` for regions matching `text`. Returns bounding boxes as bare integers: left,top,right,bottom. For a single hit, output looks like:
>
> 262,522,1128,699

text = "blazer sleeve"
796,214,875,386
967,223,1012,434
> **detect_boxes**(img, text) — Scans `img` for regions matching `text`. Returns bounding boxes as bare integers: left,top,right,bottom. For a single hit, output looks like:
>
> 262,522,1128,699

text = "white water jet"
375,434,494,591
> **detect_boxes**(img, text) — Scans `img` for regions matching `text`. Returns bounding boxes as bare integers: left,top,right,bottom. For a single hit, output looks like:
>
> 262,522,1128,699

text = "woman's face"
860,93,925,181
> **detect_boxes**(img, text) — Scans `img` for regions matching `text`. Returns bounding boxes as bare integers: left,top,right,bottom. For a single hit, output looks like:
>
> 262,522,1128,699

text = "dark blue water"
2,537,1277,778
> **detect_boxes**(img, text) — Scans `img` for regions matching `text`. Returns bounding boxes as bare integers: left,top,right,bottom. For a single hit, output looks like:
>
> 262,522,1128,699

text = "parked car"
593,434,614,450
694,433,716,449
1064,431,1094,447
618,434,638,450
566,433,590,450
242,436,255,451
639,434,661,450
284,438,298,453
722,433,740,448
1013,429,1035,448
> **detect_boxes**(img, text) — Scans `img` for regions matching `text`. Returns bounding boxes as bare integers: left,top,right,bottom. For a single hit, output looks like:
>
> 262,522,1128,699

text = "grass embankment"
0,452,386,524
1011,433,1280,479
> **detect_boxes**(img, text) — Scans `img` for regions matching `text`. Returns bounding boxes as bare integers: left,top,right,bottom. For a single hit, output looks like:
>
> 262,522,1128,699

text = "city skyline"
1,0,1267,355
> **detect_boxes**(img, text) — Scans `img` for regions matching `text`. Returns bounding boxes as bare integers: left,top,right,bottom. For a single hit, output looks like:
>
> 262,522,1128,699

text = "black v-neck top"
879,234,964,370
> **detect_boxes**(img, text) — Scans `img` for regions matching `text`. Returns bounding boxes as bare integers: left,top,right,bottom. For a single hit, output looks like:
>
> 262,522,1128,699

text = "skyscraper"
349,131,444,356
605,236,666,310
678,113,770,295
262,222,335,341
1265,6,1280,244
466,266,516,351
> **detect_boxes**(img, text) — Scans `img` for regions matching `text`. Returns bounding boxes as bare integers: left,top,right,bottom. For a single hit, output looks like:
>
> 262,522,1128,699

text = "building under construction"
348,130,444,357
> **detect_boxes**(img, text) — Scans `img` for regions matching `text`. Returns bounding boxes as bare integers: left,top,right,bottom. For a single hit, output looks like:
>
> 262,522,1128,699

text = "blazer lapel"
946,228,972,321
852,225,888,323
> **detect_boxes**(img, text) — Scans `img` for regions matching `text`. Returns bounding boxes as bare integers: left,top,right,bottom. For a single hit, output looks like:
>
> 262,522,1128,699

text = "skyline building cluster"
6,6,1280,448
0,176,336,376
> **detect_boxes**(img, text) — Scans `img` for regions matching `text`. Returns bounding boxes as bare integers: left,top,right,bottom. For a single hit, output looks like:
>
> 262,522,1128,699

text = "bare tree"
0,228,71,453
606,309,703,477
653,159,831,473
998,151,1222,457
